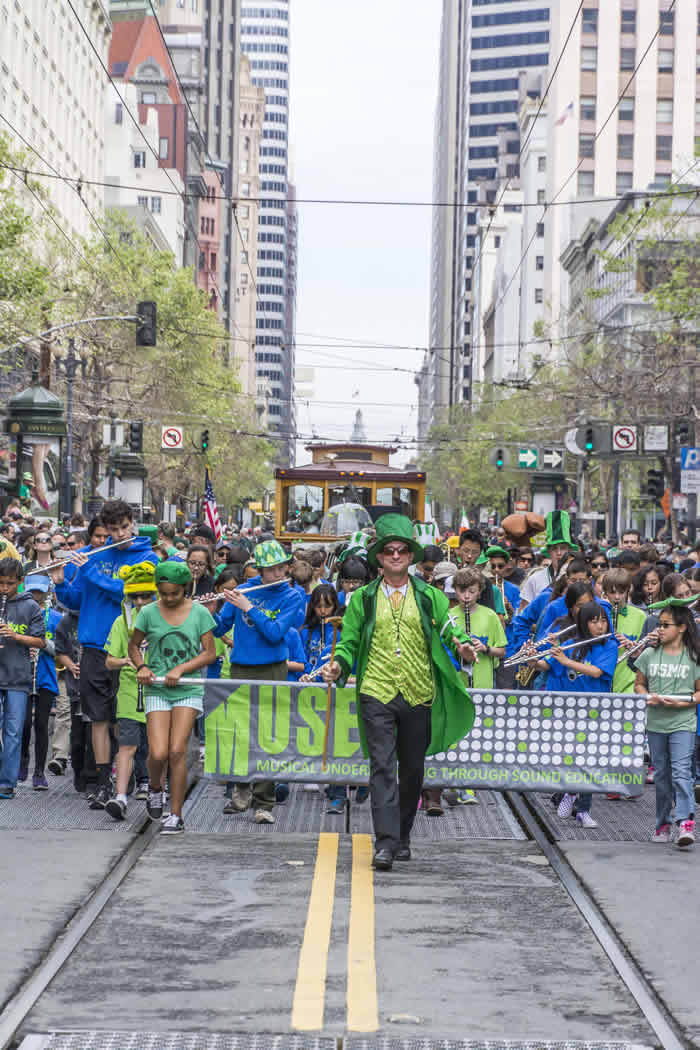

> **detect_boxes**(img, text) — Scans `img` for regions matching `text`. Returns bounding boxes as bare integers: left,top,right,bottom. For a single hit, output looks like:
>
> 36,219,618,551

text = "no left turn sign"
612,425,637,452
161,425,184,451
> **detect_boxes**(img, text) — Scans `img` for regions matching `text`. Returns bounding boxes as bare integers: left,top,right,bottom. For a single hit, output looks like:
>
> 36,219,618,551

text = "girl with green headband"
128,559,217,836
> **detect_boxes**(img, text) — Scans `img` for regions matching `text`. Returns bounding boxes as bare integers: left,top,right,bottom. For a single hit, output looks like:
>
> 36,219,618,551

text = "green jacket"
334,575,475,758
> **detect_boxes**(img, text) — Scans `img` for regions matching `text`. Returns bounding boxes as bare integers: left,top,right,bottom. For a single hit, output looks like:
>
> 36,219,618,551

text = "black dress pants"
359,692,431,854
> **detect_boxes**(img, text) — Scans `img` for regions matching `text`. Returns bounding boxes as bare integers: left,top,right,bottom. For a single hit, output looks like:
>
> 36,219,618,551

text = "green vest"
361,586,434,706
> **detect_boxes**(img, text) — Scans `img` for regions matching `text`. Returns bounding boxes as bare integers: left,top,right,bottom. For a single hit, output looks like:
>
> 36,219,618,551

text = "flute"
222,579,293,599
615,634,649,666
503,624,577,666
25,536,135,578
535,632,614,662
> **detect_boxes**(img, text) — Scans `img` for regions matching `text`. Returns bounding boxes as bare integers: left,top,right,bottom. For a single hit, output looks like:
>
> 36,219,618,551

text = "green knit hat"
542,510,578,552
254,539,291,569
118,561,158,594
367,513,424,568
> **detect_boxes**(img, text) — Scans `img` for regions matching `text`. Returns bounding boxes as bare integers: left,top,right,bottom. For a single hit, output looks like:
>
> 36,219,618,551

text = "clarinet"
463,602,474,688
612,602,619,634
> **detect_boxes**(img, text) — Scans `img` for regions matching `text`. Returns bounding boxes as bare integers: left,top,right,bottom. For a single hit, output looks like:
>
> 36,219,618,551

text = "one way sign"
542,447,564,470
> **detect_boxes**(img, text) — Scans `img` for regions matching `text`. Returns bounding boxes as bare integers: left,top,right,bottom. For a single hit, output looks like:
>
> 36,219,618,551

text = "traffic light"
676,421,690,445
136,300,157,347
646,469,664,502
200,428,210,453
128,421,143,453
584,426,594,453
495,448,504,471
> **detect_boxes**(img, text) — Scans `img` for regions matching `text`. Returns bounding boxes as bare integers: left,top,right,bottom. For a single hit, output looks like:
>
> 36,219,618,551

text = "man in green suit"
322,514,475,870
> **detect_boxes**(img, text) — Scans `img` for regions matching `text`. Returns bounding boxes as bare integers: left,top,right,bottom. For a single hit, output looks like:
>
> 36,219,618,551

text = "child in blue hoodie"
213,539,304,823
20,575,60,791
49,499,158,810
299,585,341,675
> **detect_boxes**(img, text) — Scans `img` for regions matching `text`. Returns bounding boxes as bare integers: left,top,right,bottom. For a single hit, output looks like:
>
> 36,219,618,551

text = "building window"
580,96,596,121
536,222,544,237
240,181,250,196
582,8,597,33
494,235,501,247
579,133,595,159
141,91,157,104
656,98,673,123
618,134,634,159
239,204,250,218
240,251,248,264
137,195,148,208
536,255,544,271
159,136,169,159
133,150,146,168
210,252,216,269
198,251,205,270
537,155,546,172
537,188,545,204
656,135,672,161
659,10,674,35
616,172,633,194
535,288,543,303
658,49,674,73
151,196,161,213
241,227,249,242
578,171,594,196
619,98,635,121
581,46,597,71
621,9,636,33
115,102,123,124
241,273,248,285
620,47,636,71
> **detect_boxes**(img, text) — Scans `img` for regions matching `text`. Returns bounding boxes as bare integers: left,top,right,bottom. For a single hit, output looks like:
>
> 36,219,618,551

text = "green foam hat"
367,513,424,568
647,595,698,611
254,539,292,569
542,510,578,552
119,561,158,594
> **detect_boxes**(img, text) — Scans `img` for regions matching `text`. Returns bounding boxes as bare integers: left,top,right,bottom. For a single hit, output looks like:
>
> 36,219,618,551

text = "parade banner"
203,681,646,796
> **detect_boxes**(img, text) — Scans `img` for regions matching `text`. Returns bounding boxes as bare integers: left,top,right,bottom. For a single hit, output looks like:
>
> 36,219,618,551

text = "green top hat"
367,513,424,568
542,510,578,552
254,539,292,569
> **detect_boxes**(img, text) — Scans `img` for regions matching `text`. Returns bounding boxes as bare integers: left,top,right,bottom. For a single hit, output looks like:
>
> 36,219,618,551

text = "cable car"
274,442,427,543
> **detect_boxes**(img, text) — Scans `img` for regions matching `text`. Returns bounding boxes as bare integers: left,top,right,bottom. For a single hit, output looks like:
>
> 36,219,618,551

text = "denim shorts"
145,694,203,715
117,718,148,748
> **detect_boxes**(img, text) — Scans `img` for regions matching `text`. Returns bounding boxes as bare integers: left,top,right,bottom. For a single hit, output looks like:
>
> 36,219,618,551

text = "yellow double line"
291,833,379,1032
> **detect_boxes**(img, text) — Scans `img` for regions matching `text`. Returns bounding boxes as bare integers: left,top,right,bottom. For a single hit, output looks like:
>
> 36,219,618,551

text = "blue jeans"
648,729,696,828
0,690,29,789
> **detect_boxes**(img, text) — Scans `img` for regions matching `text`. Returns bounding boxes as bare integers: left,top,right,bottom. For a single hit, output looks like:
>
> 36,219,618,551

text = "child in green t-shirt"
129,560,216,836
452,568,507,690
104,562,158,822
603,568,647,694
634,600,700,847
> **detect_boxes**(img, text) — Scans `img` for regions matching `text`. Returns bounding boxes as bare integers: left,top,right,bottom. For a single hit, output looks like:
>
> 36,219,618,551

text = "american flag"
204,466,222,543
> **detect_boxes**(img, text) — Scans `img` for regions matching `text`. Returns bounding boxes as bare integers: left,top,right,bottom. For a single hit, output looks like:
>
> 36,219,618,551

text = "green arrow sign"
517,448,539,469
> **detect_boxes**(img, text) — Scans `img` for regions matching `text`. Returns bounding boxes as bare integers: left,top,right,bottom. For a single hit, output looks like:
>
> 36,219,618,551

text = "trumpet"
503,624,577,667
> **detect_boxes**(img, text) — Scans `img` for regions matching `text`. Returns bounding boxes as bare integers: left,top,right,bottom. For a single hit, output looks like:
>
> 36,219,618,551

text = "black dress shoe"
394,843,411,861
372,848,393,871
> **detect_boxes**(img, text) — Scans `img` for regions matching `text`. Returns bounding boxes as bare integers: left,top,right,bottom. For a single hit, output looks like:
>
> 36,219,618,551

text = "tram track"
0,784,691,1050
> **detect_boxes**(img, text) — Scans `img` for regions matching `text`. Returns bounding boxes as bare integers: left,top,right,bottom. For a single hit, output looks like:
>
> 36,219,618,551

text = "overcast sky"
289,0,439,464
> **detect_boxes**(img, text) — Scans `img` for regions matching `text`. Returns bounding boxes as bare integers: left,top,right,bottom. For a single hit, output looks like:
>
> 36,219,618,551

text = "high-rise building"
544,0,698,334
421,1,550,440
240,1,295,465
0,0,112,241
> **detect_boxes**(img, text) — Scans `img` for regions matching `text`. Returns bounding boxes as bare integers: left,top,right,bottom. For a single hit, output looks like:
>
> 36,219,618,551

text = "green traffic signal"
584,427,594,452
496,449,504,470
200,428,209,452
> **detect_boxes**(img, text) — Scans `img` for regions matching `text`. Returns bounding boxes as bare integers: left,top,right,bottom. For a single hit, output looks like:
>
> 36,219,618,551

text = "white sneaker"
557,793,576,818
303,783,321,792
161,813,185,835
254,809,275,824
575,811,598,829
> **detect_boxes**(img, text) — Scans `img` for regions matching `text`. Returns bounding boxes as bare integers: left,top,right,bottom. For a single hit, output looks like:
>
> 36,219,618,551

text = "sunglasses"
591,561,607,568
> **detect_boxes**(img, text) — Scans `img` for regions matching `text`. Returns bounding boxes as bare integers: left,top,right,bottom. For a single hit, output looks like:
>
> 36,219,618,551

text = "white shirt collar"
382,581,408,598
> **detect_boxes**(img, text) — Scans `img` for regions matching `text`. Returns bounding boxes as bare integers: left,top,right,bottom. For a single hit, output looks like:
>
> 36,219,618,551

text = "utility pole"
61,340,77,516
